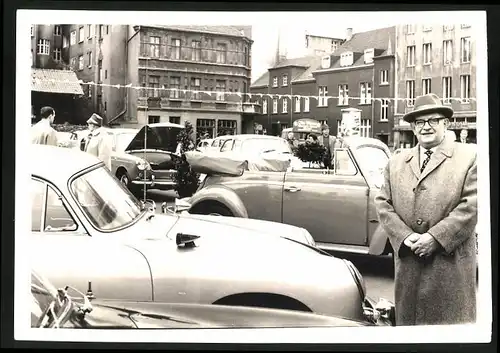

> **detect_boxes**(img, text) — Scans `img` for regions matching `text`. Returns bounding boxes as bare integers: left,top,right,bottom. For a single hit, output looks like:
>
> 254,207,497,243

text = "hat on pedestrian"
86,113,103,127
403,93,454,123
321,123,330,131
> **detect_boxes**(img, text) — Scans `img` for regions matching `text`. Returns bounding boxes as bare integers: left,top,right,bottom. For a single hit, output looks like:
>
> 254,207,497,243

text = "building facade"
304,33,344,57
121,25,255,141
394,23,476,148
250,27,396,147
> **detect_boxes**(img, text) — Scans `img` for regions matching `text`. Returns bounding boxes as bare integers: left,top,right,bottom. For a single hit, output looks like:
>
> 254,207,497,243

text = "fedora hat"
403,93,454,123
86,113,103,127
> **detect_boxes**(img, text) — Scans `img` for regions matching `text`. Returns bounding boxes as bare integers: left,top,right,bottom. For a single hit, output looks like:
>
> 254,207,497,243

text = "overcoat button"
416,219,423,225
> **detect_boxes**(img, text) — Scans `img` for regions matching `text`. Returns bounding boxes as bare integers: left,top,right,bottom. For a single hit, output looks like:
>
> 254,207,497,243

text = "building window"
31,25,34,37
340,52,354,67
169,116,181,124
197,119,216,139
272,76,278,87
282,98,288,113
442,77,452,104
53,25,61,36
423,25,432,32
63,35,68,48
215,80,226,101
148,116,160,124
78,55,84,70
294,96,300,112
407,45,416,67
443,40,453,65
150,36,160,58
71,57,76,69
406,24,416,34
169,76,180,99
364,48,374,64
262,99,268,114
318,86,328,107
87,51,93,67
272,98,278,114
360,82,372,104
444,25,454,31
244,46,249,66
87,25,95,38
303,97,310,112
70,31,76,45
359,119,371,138
146,76,159,98
282,74,288,86
461,37,471,63
423,43,432,65
171,39,181,60
338,84,348,106
37,39,50,55
88,86,92,98
461,24,471,29
191,40,201,61
218,120,237,136
79,27,84,43
422,78,432,95
380,70,389,85
460,75,470,103
216,43,227,64
53,48,61,61
406,80,415,106
380,99,389,122
190,78,201,100
99,68,103,82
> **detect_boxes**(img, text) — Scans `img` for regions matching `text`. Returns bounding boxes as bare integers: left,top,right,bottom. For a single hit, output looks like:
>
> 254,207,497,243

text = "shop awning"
31,68,84,95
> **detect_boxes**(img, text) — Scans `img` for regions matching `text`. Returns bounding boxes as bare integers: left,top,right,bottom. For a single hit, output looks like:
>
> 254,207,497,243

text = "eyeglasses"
413,118,445,128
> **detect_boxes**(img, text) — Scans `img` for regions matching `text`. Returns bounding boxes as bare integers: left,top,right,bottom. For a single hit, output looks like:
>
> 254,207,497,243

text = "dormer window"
282,74,288,86
364,48,374,64
321,55,331,69
340,51,354,67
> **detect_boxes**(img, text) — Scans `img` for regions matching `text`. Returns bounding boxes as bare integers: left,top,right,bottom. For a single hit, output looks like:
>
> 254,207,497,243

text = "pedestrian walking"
83,113,113,170
31,106,58,146
374,93,478,326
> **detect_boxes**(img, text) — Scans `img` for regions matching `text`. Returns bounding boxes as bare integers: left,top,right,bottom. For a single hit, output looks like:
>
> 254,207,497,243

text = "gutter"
108,26,141,125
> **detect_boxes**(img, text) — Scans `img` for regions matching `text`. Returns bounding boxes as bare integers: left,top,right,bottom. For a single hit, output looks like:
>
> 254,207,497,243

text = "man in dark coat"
375,93,477,326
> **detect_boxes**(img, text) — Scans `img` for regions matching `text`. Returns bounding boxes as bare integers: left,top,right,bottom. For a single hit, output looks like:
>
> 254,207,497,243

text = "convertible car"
29,145,393,325
181,136,393,257
32,269,394,329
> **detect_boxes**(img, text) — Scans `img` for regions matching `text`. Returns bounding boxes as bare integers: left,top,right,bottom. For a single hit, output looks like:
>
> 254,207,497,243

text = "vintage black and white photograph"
15,8,491,344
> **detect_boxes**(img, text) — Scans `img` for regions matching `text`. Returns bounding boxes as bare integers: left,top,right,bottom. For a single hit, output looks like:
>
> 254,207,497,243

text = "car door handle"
284,186,301,192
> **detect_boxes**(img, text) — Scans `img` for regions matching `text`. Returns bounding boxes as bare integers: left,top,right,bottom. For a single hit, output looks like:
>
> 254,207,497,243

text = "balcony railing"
138,95,259,114
140,42,250,67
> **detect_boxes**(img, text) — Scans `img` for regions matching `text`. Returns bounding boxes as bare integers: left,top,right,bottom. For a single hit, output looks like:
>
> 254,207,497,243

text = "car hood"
75,300,369,328
180,213,315,246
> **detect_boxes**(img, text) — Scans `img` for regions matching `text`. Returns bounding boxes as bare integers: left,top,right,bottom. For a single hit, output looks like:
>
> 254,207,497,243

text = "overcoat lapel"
405,146,420,180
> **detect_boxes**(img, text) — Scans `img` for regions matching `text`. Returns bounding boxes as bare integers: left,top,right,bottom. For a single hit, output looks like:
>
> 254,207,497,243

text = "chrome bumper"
131,175,175,188
362,297,396,326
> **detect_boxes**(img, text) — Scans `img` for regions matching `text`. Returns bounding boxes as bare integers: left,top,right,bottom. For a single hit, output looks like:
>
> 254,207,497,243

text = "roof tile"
31,68,84,95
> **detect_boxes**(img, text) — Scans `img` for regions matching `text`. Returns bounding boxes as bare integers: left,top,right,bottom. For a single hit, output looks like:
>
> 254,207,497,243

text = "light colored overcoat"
31,119,58,146
375,135,477,325
84,128,112,170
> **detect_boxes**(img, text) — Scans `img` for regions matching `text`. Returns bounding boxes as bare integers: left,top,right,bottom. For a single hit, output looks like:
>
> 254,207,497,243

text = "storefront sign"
341,109,361,136
293,118,322,134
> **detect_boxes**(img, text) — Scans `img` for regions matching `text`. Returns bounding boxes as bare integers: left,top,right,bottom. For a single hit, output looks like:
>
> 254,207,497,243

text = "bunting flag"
32,78,477,103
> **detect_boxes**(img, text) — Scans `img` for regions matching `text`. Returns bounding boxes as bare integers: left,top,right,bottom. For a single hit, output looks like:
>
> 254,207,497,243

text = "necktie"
420,150,433,173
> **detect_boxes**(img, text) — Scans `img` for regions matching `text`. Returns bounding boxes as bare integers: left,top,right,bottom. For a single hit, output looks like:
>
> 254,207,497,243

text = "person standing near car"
83,113,112,170
374,93,477,326
32,106,58,146
317,124,337,168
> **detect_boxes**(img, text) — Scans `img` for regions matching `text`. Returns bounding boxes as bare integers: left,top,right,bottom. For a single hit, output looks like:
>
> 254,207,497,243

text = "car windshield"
354,146,389,188
242,138,292,155
115,132,137,152
70,166,144,231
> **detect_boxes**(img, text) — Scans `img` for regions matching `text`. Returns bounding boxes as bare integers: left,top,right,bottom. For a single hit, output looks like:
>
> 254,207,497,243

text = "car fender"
368,223,390,255
188,184,249,218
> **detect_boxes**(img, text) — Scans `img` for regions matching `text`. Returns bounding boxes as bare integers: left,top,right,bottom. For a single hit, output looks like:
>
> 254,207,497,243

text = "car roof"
342,136,390,151
223,134,285,141
31,145,102,181
146,122,185,129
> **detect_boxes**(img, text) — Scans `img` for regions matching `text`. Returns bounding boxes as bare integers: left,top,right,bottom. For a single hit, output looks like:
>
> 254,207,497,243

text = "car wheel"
118,172,131,188
192,203,234,217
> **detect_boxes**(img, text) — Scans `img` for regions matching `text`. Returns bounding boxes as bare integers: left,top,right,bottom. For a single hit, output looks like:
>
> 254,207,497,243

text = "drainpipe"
108,25,141,125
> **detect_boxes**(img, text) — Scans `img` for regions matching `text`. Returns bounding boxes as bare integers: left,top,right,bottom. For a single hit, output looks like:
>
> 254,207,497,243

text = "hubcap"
120,174,129,186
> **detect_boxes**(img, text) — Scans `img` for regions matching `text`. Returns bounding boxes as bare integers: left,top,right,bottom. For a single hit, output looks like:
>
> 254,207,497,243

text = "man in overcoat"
375,93,477,325
83,113,113,170
31,106,58,146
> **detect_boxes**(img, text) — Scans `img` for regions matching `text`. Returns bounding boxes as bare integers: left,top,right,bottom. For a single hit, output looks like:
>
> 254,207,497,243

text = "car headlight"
301,228,316,246
136,160,150,171
343,259,366,300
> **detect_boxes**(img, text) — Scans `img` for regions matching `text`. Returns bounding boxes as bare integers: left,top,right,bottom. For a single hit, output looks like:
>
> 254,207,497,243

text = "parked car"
29,145,393,325
31,268,394,329
182,136,393,257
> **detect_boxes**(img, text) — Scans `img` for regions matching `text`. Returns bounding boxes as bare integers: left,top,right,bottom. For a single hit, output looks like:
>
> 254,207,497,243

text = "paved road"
140,189,395,304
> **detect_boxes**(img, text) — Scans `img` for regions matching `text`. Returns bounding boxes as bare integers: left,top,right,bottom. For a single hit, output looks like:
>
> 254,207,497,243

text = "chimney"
346,28,353,42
